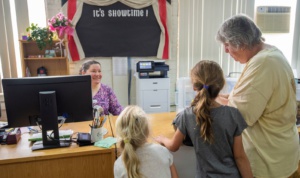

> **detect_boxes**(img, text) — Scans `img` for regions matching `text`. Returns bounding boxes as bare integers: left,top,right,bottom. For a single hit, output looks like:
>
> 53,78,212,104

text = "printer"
136,61,169,78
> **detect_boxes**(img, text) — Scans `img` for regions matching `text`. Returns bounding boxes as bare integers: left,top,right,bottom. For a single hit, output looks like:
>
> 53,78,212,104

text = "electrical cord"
128,57,132,105
46,130,75,143
35,116,65,131
108,115,118,160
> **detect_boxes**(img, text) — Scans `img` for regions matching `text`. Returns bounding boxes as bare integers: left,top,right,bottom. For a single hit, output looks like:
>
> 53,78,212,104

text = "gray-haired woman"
216,14,299,178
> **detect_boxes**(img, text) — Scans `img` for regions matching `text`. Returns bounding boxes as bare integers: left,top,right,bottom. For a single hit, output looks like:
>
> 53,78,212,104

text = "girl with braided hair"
114,105,178,178
155,60,253,178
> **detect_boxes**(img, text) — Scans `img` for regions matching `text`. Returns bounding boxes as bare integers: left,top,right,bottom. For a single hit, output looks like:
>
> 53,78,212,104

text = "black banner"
76,2,162,57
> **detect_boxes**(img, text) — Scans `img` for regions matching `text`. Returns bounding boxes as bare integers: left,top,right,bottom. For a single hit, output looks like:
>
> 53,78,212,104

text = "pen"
89,124,94,129
96,118,100,128
100,116,107,127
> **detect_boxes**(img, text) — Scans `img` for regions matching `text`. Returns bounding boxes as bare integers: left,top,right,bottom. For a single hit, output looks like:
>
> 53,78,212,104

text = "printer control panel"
138,61,154,70
136,61,169,78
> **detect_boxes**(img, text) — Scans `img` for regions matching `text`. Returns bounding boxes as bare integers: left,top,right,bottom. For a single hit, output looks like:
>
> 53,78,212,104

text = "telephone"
77,132,93,146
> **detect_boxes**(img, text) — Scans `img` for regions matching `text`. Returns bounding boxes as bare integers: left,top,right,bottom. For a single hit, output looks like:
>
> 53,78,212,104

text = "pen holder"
91,127,103,143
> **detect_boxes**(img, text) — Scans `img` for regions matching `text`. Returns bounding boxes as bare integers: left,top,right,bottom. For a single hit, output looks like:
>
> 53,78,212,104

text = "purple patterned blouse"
93,83,123,116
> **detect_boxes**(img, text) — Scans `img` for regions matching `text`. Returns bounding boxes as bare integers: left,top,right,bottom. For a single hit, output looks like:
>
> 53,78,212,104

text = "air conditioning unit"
255,6,290,33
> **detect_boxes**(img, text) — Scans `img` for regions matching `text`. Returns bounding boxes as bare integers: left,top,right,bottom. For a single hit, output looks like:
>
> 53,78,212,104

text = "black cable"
128,57,132,105
108,115,118,160
46,130,74,143
108,115,114,137
36,122,42,130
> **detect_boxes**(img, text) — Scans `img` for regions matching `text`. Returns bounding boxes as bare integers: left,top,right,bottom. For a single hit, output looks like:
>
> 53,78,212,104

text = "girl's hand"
154,135,166,146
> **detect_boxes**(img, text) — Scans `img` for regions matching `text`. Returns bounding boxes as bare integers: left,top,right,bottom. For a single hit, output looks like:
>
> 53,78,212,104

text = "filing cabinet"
136,77,170,113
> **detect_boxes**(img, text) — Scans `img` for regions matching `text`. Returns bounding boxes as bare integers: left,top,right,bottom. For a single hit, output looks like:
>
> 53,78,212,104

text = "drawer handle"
153,82,158,84
150,105,161,108
153,89,157,91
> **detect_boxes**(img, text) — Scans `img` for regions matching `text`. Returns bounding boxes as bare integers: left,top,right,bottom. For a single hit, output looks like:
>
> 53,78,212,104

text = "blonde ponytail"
116,105,149,178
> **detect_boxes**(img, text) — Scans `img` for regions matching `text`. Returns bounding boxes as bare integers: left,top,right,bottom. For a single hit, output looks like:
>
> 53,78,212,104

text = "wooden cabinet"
19,40,69,77
136,77,170,113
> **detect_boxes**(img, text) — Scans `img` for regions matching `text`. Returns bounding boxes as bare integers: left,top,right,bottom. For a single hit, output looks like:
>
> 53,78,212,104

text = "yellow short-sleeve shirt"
228,47,299,178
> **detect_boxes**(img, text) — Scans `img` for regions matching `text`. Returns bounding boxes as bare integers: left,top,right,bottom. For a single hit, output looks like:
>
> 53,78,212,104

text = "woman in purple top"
79,60,123,115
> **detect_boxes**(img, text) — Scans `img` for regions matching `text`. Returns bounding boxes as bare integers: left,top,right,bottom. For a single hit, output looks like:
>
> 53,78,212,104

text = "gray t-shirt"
174,106,247,178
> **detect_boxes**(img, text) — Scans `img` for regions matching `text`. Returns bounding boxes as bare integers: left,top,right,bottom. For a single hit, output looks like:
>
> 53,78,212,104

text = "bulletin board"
76,2,160,57
66,0,171,61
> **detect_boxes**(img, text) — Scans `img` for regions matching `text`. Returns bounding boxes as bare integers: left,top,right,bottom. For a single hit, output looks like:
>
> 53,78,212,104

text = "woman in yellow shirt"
216,14,299,178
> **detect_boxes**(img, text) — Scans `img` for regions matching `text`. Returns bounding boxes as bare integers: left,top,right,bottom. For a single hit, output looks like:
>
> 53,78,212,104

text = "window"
27,0,47,27
177,0,299,78
177,0,255,77
255,0,297,65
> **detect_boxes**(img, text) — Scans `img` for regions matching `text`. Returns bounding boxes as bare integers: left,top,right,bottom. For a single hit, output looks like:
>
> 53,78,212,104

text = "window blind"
177,0,255,78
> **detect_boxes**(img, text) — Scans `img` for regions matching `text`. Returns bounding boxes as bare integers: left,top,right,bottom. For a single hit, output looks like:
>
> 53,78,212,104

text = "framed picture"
45,50,56,58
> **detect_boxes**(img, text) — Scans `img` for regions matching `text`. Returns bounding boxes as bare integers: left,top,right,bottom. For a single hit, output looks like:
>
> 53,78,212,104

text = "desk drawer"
138,78,170,90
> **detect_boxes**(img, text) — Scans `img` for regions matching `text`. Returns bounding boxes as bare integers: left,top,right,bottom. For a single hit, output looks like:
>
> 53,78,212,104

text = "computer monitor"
2,75,94,150
2,75,93,127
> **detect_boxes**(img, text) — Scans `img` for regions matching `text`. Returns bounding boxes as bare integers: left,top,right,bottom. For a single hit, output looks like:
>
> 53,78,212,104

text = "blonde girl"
114,105,178,178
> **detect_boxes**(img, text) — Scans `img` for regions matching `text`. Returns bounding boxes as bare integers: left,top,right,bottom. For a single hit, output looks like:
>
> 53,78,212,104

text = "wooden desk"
0,112,177,178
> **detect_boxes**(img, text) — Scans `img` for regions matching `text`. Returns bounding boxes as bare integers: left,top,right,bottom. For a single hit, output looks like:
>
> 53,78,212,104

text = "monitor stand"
32,140,71,151
32,91,71,151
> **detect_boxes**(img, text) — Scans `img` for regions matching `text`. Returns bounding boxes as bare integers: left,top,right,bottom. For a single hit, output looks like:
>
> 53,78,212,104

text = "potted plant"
48,12,74,57
48,12,73,40
26,23,53,51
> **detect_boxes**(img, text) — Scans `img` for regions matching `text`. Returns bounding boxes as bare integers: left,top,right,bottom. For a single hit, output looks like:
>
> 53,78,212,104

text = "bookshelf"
19,40,69,77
